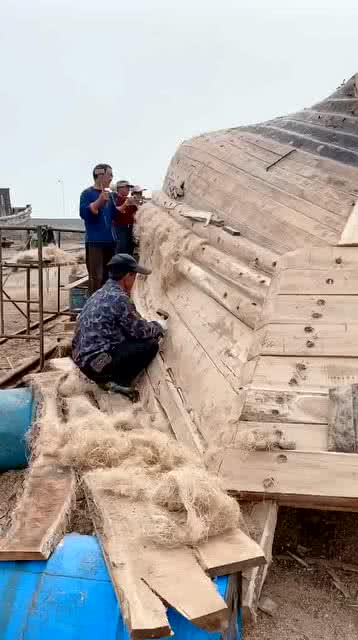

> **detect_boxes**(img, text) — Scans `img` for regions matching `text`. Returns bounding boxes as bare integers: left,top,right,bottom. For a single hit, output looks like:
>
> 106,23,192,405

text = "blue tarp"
0,534,241,640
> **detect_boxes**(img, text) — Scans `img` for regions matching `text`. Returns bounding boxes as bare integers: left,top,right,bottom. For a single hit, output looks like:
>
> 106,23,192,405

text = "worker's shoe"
100,381,140,403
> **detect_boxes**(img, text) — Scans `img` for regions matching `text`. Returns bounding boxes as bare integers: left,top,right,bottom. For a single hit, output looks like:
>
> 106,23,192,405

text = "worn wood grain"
0,466,75,560
258,294,358,327
275,268,358,295
146,351,203,454
250,323,358,358
237,420,328,451
85,473,229,637
196,529,266,577
242,501,278,624
246,355,358,392
278,246,358,270
178,257,259,328
222,450,358,509
242,388,329,424
166,278,251,391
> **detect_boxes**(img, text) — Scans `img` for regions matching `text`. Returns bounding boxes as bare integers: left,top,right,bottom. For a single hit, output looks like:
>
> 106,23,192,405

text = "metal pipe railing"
0,224,83,372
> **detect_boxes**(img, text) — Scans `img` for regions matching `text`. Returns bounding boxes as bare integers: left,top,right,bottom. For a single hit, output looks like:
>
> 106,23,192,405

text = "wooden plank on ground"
85,471,230,638
242,501,278,624
195,529,266,577
0,370,76,560
84,472,171,640
250,323,358,358
0,466,75,560
222,450,358,510
328,384,358,452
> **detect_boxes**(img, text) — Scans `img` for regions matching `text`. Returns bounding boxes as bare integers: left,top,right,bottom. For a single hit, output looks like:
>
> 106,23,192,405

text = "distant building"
0,188,31,224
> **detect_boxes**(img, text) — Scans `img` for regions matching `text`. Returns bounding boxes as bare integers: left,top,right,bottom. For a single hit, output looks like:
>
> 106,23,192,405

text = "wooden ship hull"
136,73,358,512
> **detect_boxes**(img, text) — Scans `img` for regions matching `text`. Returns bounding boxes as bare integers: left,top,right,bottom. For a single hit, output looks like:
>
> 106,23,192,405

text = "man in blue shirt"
80,163,117,294
72,253,166,396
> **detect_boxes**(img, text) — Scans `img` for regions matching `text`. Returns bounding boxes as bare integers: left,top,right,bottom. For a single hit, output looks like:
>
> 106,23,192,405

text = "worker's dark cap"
107,253,151,276
116,180,133,189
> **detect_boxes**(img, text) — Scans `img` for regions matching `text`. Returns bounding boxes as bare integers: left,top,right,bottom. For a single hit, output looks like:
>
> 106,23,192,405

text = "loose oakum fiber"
14,245,77,266
38,369,242,548
134,205,205,290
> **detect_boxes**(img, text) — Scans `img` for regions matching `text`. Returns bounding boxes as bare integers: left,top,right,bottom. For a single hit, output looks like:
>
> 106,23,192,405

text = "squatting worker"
112,179,138,255
72,253,166,391
80,164,116,295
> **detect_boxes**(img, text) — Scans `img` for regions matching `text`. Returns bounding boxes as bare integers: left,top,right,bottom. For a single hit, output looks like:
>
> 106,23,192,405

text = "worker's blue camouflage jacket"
72,278,163,369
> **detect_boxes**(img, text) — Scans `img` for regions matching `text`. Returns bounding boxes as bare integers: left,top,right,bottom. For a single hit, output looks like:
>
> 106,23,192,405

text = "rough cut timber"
242,502,278,624
84,471,230,639
0,466,75,561
0,372,76,560
194,528,266,577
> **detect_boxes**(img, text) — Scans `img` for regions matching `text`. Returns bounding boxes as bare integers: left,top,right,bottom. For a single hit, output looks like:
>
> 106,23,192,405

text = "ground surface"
244,507,358,639
245,560,358,639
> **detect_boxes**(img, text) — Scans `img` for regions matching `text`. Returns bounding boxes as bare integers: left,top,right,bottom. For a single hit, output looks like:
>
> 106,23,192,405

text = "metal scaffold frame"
0,225,84,374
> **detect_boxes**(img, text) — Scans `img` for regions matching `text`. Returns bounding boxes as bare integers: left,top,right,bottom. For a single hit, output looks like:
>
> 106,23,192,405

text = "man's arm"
80,189,108,219
117,296,163,341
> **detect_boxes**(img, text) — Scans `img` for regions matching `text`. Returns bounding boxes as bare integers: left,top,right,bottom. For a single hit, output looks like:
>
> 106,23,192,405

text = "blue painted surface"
69,286,88,313
0,388,33,471
0,534,241,640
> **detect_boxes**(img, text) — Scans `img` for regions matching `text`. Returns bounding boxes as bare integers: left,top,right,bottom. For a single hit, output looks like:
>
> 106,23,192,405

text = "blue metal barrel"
0,388,33,471
0,534,241,639
69,285,88,313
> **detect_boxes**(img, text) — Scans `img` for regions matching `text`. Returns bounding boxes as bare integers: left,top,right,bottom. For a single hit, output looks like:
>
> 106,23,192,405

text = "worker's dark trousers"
85,243,115,295
111,225,134,256
81,339,159,387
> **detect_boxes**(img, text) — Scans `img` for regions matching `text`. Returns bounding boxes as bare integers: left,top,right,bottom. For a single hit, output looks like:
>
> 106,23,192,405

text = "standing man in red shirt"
112,180,138,255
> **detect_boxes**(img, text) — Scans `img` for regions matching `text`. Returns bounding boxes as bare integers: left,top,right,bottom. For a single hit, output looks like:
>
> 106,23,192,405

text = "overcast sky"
0,0,357,219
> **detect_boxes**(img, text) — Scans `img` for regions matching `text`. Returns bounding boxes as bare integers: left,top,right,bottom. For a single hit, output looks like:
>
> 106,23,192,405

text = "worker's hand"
124,197,137,207
98,189,110,206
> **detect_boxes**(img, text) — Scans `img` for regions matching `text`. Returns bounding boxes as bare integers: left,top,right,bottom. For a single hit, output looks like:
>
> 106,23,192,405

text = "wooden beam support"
242,501,278,624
